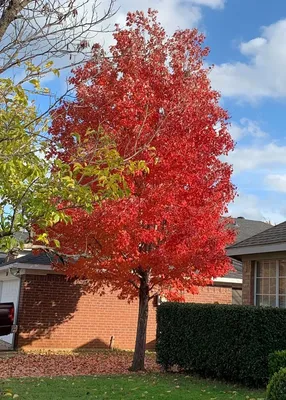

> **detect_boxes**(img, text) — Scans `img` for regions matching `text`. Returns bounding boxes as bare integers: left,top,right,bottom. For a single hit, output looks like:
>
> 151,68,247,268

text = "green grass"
0,374,266,399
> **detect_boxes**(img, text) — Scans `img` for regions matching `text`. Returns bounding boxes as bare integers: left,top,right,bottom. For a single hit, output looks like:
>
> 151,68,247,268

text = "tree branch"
0,0,30,42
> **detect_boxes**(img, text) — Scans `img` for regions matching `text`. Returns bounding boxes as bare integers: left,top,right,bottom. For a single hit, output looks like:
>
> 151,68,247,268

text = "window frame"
254,260,286,308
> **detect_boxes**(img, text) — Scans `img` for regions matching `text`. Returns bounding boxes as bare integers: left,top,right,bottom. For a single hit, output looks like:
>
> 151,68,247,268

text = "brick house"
227,220,286,307
0,217,270,351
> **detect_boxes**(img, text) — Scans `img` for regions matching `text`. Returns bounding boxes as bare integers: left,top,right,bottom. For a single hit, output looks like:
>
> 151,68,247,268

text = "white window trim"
254,261,257,306
254,260,286,308
276,260,279,307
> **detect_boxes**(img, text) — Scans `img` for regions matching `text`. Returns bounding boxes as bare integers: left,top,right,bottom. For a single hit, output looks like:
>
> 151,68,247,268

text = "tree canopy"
0,71,141,252
47,10,236,370
0,0,145,253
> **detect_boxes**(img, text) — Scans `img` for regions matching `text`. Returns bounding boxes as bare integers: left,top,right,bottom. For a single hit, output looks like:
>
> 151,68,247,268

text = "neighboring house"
227,220,286,308
215,217,271,304
0,217,270,351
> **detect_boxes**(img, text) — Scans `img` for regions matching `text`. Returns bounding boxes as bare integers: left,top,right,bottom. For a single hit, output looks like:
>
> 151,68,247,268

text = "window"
255,260,286,308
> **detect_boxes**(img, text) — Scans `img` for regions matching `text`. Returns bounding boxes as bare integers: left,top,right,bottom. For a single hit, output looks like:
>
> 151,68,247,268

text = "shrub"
269,351,286,378
267,368,286,399
156,303,286,387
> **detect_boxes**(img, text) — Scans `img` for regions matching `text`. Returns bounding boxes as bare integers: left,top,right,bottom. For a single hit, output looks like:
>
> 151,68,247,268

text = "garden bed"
0,351,158,378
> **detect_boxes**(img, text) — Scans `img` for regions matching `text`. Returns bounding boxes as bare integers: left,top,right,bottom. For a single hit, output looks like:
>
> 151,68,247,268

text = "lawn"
0,374,266,399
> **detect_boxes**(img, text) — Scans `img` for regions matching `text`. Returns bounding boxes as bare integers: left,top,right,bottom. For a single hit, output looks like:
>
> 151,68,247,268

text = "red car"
0,303,15,336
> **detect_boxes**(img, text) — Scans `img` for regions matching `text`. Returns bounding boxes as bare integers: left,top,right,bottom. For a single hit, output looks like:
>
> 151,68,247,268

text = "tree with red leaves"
48,9,235,371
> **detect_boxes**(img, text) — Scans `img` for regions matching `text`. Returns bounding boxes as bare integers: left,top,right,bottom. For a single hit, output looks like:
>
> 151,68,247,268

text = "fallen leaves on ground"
0,351,159,378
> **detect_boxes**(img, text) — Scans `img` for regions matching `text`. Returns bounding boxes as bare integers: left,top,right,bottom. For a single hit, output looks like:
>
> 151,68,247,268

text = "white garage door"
0,279,20,345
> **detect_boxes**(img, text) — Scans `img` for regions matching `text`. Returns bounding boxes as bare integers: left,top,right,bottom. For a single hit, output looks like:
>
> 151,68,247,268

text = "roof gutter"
214,277,242,284
227,242,286,258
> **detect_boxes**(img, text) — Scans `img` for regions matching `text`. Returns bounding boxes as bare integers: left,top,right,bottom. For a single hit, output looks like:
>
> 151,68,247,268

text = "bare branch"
0,0,118,77
0,0,30,42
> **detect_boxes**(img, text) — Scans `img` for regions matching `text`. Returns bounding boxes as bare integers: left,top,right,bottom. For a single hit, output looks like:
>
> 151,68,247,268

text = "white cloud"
211,19,286,99
228,193,264,221
35,0,226,91
239,37,267,56
35,0,226,84
228,143,286,174
264,210,286,225
225,119,286,224
103,0,226,42
105,0,202,45
65,0,226,55
265,174,286,193
228,193,285,224
188,0,225,9
229,118,267,141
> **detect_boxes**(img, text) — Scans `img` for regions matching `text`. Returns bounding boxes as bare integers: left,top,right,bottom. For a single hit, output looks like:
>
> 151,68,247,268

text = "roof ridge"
234,217,271,224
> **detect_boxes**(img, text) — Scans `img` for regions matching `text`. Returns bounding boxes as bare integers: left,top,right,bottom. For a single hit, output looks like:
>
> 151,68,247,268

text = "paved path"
0,339,12,351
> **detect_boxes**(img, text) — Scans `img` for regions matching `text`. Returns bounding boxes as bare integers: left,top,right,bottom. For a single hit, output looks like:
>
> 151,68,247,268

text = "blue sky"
202,0,286,223
47,0,286,224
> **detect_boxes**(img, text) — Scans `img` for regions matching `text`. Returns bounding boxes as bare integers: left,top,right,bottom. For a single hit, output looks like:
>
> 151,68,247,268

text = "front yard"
0,352,266,399
0,374,266,399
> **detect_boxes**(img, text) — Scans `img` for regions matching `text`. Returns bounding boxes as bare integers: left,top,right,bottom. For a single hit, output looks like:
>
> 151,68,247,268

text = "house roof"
227,258,242,280
217,217,271,282
230,217,271,244
0,252,55,269
229,220,286,249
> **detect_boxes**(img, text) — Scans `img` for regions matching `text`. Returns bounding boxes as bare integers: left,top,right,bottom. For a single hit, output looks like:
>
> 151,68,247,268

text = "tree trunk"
130,272,149,371
0,0,30,42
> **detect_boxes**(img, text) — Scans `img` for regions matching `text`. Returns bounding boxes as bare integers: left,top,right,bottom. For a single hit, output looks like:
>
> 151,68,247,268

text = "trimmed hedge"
156,303,286,387
269,351,286,378
267,368,286,399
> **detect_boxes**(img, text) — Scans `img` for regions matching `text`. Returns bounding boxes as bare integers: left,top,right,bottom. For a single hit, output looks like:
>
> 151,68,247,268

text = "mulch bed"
0,351,159,378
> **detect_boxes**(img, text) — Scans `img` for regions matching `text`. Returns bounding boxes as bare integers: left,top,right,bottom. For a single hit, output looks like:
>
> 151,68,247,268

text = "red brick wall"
16,274,232,351
185,286,232,304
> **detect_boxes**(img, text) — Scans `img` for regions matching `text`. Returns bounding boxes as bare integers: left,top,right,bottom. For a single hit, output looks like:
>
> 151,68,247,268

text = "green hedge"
156,303,286,387
269,351,286,378
267,368,286,399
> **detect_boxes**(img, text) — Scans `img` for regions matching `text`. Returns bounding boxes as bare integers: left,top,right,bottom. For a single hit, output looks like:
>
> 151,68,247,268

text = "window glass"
256,261,277,307
270,295,276,307
261,278,269,294
256,262,263,277
269,261,276,277
256,295,263,306
270,278,276,294
280,261,286,277
279,296,286,308
256,295,274,307
280,278,286,295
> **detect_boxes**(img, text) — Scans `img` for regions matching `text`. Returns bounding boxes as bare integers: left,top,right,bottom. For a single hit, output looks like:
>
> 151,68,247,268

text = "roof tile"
229,220,286,249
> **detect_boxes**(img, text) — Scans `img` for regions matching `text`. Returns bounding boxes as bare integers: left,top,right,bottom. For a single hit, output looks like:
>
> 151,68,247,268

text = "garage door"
0,279,20,345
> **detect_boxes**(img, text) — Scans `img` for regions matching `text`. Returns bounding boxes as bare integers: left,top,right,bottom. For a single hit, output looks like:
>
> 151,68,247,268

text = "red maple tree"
48,10,235,370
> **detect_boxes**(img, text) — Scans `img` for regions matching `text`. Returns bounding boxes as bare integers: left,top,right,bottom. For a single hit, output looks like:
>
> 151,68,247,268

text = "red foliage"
49,10,235,300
